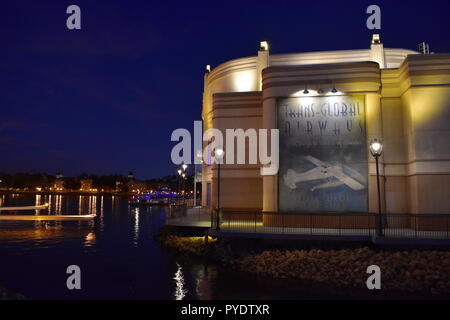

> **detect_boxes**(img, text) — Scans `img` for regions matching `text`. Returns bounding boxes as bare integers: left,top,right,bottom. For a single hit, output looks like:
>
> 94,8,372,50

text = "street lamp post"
214,148,224,230
369,139,384,237
182,173,186,204
177,169,182,204
181,164,188,204
194,150,202,207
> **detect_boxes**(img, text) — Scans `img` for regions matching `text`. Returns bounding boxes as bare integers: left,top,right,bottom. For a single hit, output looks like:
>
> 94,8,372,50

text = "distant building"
80,179,93,192
53,172,65,191
127,180,146,194
128,172,135,180
115,181,123,192
53,180,64,191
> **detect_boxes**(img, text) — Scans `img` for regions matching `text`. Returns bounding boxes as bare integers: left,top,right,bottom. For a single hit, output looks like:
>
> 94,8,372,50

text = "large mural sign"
278,95,368,213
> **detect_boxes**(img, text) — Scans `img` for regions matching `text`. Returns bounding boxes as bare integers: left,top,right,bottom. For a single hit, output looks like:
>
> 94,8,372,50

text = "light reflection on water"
129,206,140,247
173,262,187,300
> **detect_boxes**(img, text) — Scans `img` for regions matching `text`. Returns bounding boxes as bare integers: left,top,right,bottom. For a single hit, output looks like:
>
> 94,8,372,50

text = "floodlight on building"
260,41,269,51
372,34,381,44
182,163,188,171
177,169,182,175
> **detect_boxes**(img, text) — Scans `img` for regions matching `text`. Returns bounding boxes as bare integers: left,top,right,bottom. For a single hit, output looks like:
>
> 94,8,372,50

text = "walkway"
210,221,450,245
166,206,211,227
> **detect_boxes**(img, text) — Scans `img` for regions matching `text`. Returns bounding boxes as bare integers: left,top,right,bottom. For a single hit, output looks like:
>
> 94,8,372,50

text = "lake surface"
0,193,434,300
0,193,314,300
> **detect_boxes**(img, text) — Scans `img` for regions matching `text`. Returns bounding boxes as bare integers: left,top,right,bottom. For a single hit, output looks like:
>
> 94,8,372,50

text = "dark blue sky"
1,0,449,179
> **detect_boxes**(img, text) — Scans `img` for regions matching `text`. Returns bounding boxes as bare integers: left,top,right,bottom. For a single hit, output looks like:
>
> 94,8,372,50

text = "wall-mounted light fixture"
303,85,309,94
318,88,324,94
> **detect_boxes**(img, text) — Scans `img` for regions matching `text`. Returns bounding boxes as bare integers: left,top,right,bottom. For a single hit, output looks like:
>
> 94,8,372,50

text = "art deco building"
201,35,450,228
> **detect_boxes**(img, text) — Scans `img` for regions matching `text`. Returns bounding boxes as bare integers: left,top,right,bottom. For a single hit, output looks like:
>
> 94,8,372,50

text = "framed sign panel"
278,95,368,213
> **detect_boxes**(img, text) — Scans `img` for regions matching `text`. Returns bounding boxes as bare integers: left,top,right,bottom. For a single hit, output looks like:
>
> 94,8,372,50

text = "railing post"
339,214,341,236
415,215,418,239
447,216,449,239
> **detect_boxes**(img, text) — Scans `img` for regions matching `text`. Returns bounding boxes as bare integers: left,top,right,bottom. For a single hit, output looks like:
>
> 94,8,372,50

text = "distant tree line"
0,173,193,192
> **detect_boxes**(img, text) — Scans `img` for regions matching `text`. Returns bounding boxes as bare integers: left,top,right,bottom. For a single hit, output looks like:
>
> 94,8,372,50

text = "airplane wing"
326,166,365,190
304,155,329,168
304,155,365,191
311,179,343,191
284,167,324,189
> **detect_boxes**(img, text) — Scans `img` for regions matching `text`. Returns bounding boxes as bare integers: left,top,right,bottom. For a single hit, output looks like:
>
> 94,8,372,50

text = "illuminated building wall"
53,180,64,191
80,179,93,192
201,35,450,219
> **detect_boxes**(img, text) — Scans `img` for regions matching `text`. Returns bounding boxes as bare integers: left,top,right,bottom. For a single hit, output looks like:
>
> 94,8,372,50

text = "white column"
262,98,278,212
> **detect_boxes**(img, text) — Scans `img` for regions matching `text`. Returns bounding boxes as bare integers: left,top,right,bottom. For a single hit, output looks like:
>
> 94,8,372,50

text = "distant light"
182,164,188,171
260,41,269,51
215,148,224,158
177,169,182,175
195,150,203,163
206,64,211,73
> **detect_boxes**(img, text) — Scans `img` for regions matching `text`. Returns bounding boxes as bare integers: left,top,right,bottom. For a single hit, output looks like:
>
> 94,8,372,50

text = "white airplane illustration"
283,155,365,192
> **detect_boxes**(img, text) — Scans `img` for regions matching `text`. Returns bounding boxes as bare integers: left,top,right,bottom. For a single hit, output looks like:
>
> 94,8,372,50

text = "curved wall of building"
203,48,417,104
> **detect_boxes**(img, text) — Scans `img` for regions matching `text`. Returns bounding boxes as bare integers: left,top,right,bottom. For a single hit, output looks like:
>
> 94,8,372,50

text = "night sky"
1,0,449,179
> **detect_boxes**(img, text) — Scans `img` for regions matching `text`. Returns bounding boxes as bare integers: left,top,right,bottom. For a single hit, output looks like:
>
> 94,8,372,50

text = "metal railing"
212,211,450,240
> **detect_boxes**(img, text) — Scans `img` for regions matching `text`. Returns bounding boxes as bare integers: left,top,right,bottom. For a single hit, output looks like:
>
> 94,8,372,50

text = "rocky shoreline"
156,232,450,295
234,248,450,294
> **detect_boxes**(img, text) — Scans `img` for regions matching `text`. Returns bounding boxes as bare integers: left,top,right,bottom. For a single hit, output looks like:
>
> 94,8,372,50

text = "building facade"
201,35,450,226
80,179,93,192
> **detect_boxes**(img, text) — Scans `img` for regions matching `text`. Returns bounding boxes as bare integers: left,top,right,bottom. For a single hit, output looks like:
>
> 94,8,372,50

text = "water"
0,193,435,300
1,192,312,300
